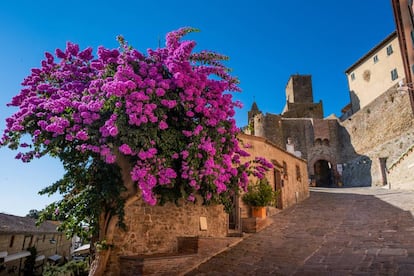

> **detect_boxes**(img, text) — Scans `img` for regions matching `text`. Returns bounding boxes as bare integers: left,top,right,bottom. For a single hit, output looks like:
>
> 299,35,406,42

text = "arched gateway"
313,159,334,187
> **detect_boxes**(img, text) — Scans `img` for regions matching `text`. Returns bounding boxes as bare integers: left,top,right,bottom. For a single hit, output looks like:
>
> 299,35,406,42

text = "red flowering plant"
1,27,272,274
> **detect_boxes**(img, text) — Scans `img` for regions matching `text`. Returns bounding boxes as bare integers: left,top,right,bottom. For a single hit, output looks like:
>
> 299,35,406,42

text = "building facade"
238,133,309,213
344,32,405,115
0,213,71,275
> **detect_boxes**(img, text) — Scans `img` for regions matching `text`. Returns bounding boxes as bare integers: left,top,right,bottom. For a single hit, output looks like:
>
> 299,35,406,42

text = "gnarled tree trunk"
89,153,138,275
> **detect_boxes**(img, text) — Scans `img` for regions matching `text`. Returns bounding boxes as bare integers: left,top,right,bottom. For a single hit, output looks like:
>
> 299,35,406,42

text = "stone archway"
314,160,333,187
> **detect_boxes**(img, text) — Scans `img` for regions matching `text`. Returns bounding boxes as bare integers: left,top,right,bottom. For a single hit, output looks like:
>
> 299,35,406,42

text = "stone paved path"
186,187,414,275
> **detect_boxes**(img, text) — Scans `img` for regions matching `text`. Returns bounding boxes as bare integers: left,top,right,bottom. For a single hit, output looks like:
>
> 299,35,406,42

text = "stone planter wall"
105,200,228,275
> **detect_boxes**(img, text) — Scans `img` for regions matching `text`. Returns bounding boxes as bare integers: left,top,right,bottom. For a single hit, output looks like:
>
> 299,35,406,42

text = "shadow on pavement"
186,188,414,275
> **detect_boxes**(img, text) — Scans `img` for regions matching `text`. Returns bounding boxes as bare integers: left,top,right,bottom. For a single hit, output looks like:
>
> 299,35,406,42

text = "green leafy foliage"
26,209,40,219
23,246,37,276
37,151,125,241
43,259,89,276
242,178,278,207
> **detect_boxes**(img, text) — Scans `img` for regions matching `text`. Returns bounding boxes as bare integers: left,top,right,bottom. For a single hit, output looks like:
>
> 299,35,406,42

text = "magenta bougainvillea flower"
1,27,272,206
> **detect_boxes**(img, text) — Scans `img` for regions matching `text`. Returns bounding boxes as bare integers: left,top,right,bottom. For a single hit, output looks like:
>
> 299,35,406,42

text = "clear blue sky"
0,0,395,216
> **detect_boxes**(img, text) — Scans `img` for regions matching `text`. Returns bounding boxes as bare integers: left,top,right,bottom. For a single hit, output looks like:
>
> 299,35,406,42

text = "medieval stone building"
244,1,414,189
246,68,414,188
243,0,414,190
246,75,348,187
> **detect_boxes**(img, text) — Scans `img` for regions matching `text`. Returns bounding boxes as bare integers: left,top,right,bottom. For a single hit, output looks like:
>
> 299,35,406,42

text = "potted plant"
242,178,277,218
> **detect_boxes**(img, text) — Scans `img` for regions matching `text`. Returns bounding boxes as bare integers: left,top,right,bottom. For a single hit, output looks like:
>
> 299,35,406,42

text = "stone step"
227,231,244,237
119,236,245,275
120,253,196,276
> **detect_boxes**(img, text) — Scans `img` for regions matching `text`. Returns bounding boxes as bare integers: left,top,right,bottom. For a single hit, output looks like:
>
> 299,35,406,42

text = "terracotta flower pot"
252,207,266,218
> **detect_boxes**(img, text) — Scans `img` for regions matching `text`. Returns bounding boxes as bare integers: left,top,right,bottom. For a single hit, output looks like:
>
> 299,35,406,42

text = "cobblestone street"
186,187,414,275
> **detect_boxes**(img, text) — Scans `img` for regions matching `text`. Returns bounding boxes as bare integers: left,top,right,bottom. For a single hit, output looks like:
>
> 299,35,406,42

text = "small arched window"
9,235,15,248
296,165,301,181
283,161,288,179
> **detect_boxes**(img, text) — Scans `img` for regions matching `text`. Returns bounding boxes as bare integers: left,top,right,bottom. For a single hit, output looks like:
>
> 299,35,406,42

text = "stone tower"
247,101,261,135
249,74,342,187
282,75,323,119
248,101,261,123
285,74,314,103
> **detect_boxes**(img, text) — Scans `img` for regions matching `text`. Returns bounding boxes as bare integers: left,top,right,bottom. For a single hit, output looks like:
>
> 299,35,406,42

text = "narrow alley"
186,187,414,275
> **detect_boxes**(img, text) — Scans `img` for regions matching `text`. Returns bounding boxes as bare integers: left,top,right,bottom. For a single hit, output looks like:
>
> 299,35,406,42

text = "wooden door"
274,169,283,209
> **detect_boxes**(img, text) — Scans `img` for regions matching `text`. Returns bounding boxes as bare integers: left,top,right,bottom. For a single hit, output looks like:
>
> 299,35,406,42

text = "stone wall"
254,113,285,148
354,129,414,186
340,85,414,186
341,155,373,187
105,201,227,275
278,119,313,160
282,102,323,119
387,144,414,189
340,86,414,154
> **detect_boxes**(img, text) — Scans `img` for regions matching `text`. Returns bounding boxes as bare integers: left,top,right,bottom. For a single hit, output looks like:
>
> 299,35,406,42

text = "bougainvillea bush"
1,28,272,272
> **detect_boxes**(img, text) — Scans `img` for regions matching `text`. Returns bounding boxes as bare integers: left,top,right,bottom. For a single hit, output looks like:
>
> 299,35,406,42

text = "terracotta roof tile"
0,213,59,234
